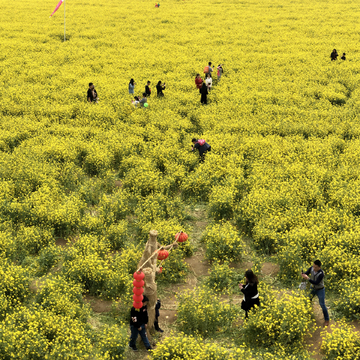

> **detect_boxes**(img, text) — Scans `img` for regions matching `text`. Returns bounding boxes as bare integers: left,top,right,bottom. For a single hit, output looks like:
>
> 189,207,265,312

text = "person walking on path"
301,260,329,326
154,299,164,332
205,74,212,92
129,79,136,94
191,138,211,162
145,81,152,97
217,64,224,81
87,83,98,103
129,295,153,351
330,49,338,61
239,270,260,319
200,82,208,105
195,74,203,90
156,81,166,97
204,61,213,78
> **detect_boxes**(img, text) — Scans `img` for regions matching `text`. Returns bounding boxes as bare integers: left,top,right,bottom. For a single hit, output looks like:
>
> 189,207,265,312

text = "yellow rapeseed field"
1,0,360,358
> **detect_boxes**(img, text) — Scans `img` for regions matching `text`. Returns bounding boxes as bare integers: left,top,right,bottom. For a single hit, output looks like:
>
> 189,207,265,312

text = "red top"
195,77,203,89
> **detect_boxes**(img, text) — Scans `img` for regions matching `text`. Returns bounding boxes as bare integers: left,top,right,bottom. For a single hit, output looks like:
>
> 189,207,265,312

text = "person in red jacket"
195,74,203,90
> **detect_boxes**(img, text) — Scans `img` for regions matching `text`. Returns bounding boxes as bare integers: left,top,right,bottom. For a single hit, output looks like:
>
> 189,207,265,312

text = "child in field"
131,96,140,107
341,52,346,60
139,93,148,108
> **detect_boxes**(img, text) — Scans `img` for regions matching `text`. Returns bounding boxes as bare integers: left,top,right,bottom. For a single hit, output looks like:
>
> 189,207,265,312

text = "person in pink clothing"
217,64,224,81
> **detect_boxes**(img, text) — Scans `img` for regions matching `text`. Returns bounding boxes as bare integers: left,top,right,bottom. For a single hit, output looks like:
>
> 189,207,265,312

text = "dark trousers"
129,325,151,349
201,94,207,104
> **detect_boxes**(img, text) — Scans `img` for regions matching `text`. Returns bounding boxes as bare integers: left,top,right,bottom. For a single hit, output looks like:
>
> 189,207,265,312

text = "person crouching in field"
195,74,203,90
87,83,98,103
129,295,153,352
301,259,329,326
191,138,211,162
139,93,148,108
239,270,260,319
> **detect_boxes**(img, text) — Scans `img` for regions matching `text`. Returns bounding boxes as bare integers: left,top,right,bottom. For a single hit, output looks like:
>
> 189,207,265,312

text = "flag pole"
64,0,66,42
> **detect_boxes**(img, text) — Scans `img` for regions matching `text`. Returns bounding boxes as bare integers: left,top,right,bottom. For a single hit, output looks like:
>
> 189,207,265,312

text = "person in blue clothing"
191,138,211,162
301,260,329,326
129,295,153,352
129,79,136,94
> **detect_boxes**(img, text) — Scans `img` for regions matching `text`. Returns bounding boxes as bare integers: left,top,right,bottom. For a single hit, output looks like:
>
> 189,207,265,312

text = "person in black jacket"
239,270,260,319
129,295,152,351
87,83,98,103
330,49,338,61
191,138,211,162
145,81,151,97
200,82,208,104
156,81,166,97
154,299,164,332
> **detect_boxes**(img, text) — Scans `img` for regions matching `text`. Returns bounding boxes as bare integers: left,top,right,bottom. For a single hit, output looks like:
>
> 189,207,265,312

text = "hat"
142,295,149,302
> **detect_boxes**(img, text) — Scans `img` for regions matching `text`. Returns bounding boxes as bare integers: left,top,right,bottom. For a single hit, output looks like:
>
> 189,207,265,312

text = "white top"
205,77,212,88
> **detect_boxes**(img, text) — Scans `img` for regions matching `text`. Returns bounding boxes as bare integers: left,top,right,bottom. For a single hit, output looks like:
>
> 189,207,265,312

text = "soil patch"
115,180,122,187
262,262,280,277
185,254,211,277
84,295,113,313
159,309,177,325
55,237,67,247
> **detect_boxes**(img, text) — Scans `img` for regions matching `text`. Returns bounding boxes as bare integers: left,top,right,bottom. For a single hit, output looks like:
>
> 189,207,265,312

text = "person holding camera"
239,270,260,319
156,81,166,97
87,83,98,103
301,259,329,326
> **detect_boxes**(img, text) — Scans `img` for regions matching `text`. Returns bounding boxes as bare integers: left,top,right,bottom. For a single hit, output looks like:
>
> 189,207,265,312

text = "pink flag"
50,0,63,17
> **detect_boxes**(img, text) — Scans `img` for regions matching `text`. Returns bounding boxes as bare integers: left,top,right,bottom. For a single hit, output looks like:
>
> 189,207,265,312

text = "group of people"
129,79,166,108
195,62,224,104
331,49,346,61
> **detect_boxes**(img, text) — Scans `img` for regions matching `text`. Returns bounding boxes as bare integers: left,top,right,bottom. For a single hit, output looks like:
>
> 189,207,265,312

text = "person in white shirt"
205,74,212,92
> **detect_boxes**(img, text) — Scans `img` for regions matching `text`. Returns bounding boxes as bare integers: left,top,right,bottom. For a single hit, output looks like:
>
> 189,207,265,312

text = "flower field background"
1,0,360,358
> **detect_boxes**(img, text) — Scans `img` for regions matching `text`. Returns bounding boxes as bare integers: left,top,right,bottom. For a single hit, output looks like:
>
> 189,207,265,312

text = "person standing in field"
191,138,211,162
204,62,213,78
330,49,338,61
154,299,164,332
156,81,166,97
217,64,224,81
301,259,329,326
87,83,98,103
129,79,136,94
145,81,152,97
341,52,346,60
195,74,203,90
200,82,208,105
239,270,260,319
129,295,153,351
205,74,212,92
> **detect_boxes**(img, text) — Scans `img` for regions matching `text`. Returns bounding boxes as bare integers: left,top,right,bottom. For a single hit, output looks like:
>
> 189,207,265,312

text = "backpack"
197,139,206,146
204,66,209,73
